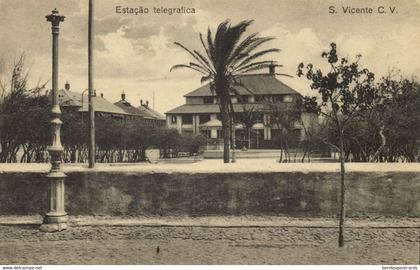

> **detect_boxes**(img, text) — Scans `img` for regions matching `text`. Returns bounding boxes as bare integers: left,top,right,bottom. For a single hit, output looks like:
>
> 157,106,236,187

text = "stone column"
41,9,68,232
192,115,197,135
263,114,271,140
176,115,182,133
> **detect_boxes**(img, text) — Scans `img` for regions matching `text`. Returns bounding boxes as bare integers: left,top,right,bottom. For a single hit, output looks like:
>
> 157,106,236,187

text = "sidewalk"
4,160,420,173
0,217,418,264
0,215,419,228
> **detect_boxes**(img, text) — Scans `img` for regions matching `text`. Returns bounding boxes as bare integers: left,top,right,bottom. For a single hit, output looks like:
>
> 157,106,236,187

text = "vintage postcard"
0,0,419,268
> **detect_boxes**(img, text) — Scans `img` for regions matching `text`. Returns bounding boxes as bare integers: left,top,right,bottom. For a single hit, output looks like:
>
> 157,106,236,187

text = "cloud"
262,21,420,99
1,0,419,114
367,22,420,78
261,26,326,96
335,34,375,59
94,26,190,79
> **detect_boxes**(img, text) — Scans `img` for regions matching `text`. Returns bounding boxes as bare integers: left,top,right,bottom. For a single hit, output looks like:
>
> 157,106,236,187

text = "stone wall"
0,171,418,217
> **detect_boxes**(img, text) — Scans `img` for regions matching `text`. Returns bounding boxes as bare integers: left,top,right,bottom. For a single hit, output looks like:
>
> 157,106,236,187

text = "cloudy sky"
1,0,419,113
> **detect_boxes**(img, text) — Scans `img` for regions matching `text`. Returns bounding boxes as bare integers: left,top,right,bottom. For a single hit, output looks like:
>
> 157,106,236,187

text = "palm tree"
171,20,280,163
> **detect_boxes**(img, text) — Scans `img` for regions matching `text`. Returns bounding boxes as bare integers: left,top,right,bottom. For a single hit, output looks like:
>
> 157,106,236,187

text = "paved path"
4,160,420,174
0,217,418,264
1,215,419,228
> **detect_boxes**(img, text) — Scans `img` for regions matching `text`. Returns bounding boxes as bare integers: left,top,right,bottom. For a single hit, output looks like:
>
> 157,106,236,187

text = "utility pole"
41,8,68,232
88,0,95,168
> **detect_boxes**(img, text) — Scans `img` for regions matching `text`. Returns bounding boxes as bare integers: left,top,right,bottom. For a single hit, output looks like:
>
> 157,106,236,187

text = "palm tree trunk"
221,98,231,163
222,124,230,163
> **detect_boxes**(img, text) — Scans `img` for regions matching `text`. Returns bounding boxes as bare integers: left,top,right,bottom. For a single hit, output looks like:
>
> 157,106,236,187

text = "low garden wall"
0,167,418,217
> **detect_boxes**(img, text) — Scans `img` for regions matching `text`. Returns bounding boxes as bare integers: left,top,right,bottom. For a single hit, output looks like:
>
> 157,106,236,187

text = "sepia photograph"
0,0,419,268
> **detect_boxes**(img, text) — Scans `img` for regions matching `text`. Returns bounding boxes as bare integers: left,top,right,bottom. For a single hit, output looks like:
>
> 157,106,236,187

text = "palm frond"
228,38,277,71
173,42,214,73
220,20,254,67
193,50,215,74
237,63,275,74
225,32,258,65
276,73,294,78
214,20,230,68
201,75,214,84
233,48,281,71
199,33,215,70
189,62,212,75
235,60,277,73
170,64,207,75
207,27,216,66
245,36,275,53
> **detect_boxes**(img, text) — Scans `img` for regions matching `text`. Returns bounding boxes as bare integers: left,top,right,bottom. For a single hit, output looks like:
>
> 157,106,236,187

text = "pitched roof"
114,100,150,118
166,103,266,114
137,105,166,120
200,119,222,127
184,74,300,97
57,89,128,115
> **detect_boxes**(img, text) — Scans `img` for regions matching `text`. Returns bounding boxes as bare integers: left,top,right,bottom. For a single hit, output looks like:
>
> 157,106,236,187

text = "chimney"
65,80,70,90
121,91,126,101
145,100,149,108
100,93,103,98
269,62,276,75
140,99,143,106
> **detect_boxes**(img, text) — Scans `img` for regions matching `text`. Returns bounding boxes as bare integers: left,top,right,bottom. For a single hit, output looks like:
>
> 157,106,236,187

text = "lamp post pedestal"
40,8,68,232
40,148,68,232
40,177,68,232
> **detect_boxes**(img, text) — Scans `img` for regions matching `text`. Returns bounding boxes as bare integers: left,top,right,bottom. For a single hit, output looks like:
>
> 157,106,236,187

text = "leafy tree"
171,20,280,163
61,111,89,162
297,43,377,247
264,99,301,162
298,112,325,162
236,105,258,149
375,76,420,162
0,54,49,163
178,133,207,155
322,75,420,163
153,128,182,158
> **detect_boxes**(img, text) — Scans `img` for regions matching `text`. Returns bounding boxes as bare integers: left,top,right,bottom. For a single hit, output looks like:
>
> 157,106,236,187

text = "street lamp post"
41,8,68,232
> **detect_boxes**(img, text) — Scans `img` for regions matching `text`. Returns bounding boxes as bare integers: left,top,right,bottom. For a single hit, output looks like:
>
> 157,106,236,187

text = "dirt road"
0,224,418,264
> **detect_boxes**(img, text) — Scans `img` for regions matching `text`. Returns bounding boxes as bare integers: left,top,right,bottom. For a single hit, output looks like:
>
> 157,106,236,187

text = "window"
203,96,214,104
182,115,193,124
186,97,202,104
255,95,264,102
199,114,210,123
237,96,248,103
283,95,293,103
272,95,282,103
171,116,177,124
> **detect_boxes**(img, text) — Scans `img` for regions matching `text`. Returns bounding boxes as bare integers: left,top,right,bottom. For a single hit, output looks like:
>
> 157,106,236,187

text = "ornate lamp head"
46,8,65,27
